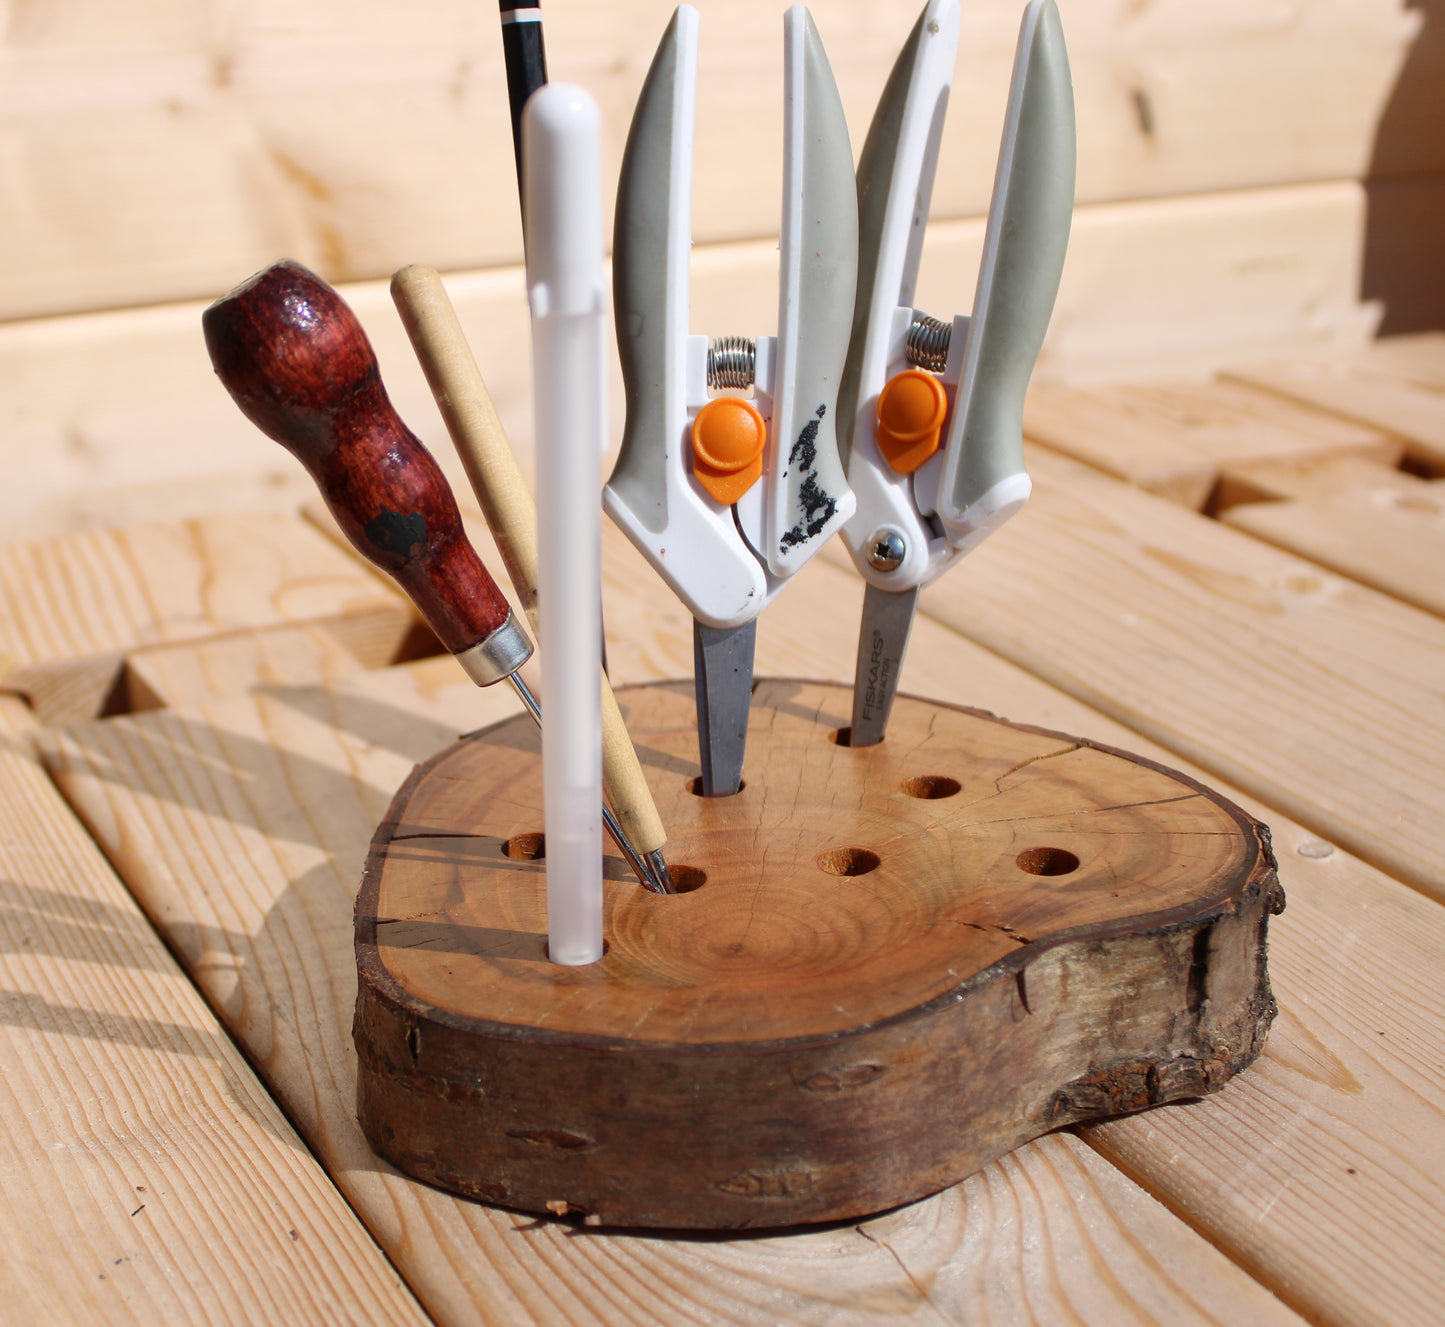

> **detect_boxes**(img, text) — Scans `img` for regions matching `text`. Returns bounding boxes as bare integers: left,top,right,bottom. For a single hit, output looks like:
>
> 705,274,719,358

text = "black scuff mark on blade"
779,404,839,551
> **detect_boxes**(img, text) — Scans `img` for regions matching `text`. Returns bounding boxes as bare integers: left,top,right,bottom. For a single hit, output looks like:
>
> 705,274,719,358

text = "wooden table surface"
3,329,1443,1325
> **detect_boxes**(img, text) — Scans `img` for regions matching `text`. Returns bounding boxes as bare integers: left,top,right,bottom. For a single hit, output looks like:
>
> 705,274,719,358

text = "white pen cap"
523,84,606,319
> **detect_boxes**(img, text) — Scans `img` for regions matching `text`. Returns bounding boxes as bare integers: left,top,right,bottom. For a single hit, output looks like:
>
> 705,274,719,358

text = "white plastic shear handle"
605,4,857,631
839,0,1075,593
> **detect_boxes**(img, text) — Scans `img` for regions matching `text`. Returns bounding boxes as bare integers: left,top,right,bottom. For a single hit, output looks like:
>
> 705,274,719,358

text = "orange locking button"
691,397,766,505
876,369,948,474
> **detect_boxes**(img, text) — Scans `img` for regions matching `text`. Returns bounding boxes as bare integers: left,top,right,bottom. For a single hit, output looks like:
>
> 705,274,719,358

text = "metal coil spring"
707,336,756,390
905,313,951,373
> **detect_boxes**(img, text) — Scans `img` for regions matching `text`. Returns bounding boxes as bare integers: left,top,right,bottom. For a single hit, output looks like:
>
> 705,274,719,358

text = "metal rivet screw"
866,530,907,572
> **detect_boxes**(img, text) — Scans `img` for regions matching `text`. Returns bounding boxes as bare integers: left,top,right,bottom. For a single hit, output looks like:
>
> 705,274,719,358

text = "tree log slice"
354,679,1282,1229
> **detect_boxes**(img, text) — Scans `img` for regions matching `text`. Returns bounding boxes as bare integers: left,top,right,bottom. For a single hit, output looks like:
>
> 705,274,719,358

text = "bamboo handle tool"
390,263,670,887
203,259,668,894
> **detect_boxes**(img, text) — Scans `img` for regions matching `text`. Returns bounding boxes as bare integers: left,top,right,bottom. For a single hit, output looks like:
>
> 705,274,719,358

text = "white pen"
523,83,608,966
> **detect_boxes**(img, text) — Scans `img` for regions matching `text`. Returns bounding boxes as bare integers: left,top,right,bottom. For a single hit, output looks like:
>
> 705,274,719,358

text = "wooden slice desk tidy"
354,679,1282,1230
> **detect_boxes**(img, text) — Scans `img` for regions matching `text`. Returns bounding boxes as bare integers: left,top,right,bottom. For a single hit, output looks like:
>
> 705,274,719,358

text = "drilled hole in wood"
662,865,707,893
902,775,961,800
504,832,545,860
818,847,880,877
1016,847,1080,877
686,777,746,796
545,940,609,962
830,726,854,746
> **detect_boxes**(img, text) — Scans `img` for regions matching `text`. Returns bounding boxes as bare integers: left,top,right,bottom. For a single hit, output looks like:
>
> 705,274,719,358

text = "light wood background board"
0,692,426,1326
0,0,1426,322
0,178,1387,567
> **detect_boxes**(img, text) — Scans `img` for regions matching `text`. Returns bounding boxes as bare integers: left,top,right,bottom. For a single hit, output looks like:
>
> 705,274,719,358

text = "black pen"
498,1,548,199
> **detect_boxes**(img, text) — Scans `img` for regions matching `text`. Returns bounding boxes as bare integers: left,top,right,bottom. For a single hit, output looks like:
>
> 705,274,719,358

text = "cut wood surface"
0,693,425,1326
1225,332,1445,466
866,445,1445,905
40,630,1305,1324
1023,379,1400,509
0,0,1420,322
357,681,1278,1228
0,512,410,724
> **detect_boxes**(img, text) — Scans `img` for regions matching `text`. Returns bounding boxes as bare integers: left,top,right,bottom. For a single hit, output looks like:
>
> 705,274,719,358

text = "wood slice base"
354,680,1283,1229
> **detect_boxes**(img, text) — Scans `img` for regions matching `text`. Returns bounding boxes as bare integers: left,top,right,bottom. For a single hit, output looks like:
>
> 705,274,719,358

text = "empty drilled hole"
664,865,707,893
830,726,854,747
686,777,746,796
902,775,961,800
1016,847,1080,877
818,846,881,877
504,832,545,860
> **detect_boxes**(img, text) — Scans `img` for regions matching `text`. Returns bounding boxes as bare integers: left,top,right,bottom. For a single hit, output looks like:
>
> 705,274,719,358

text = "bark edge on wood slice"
353,680,1283,1229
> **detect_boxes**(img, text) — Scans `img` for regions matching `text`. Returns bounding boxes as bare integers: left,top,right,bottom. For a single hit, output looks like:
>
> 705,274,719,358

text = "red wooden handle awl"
203,260,531,683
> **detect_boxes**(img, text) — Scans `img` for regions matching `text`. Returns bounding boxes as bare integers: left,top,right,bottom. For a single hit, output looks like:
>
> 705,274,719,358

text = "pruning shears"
604,3,858,795
838,0,1076,745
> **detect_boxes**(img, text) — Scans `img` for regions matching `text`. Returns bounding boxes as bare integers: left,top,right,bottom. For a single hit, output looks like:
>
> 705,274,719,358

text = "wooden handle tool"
390,264,669,874
203,260,530,684
204,259,667,892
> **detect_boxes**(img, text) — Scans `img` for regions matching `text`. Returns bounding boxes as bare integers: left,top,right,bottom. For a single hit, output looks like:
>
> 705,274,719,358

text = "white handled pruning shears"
839,0,1076,746
604,4,857,794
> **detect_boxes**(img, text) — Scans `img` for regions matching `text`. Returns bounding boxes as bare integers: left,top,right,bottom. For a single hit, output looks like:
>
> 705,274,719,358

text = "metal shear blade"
840,0,1076,746
605,3,858,794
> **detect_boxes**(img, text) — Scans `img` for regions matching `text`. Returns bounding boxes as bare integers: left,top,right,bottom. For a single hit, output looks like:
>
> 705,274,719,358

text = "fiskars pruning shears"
838,0,1075,745
604,3,858,795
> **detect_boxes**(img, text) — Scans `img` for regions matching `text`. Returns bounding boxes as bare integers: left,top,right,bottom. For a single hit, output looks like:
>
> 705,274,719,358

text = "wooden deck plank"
1224,332,1445,467
1014,376,1445,620
0,695,426,1326
123,618,434,716
39,505,1445,1327
0,512,411,725
746,553,1445,1327
1213,452,1427,505
1023,379,1400,509
879,446,1445,905
1217,478,1445,619
37,604,1305,1326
